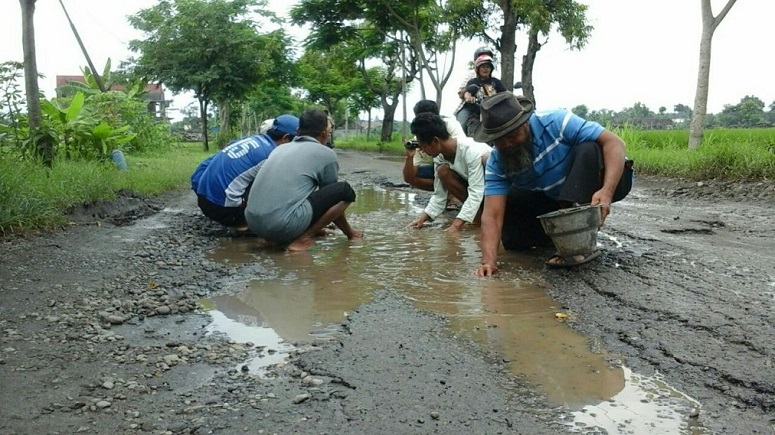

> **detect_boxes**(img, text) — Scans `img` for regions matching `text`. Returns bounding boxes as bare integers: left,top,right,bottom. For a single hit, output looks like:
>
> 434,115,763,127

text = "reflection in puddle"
203,187,705,432
568,367,706,434
199,298,292,373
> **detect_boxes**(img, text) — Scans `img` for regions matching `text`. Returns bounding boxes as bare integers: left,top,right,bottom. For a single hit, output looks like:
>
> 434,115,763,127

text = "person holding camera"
403,100,465,211
408,113,491,233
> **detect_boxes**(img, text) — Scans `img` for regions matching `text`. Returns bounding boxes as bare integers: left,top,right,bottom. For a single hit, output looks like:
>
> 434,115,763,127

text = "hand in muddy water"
474,263,499,277
410,213,430,229
444,219,465,234
347,228,364,239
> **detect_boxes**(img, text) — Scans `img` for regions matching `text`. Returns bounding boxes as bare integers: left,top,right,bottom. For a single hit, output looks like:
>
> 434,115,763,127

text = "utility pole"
58,0,106,92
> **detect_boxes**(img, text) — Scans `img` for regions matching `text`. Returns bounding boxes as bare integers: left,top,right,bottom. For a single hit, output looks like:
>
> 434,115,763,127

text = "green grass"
3,128,774,236
0,143,209,236
337,128,775,182
615,127,775,181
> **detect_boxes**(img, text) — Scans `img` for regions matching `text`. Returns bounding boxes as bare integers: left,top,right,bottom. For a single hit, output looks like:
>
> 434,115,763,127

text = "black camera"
404,140,420,150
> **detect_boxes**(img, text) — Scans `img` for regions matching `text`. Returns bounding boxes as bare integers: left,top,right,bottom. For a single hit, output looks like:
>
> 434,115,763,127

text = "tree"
571,104,588,118
448,0,592,105
688,0,737,149
296,46,360,118
375,0,460,105
347,69,383,140
290,0,418,142
19,0,54,166
128,0,281,151
717,95,767,128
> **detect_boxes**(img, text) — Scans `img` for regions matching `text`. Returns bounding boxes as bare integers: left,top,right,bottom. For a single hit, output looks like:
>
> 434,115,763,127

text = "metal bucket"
537,205,602,256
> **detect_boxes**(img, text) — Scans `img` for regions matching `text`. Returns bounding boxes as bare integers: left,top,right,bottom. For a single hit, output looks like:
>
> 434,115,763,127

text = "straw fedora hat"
472,92,534,143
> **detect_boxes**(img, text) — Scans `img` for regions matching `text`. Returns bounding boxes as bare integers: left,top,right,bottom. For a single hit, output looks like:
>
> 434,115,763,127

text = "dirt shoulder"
1,150,773,434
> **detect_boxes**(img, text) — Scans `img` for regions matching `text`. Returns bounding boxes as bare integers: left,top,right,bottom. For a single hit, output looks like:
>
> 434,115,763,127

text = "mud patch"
67,189,165,226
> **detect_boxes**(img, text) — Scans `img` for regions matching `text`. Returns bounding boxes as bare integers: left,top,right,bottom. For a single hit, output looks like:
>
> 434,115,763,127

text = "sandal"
545,250,601,269
445,200,462,211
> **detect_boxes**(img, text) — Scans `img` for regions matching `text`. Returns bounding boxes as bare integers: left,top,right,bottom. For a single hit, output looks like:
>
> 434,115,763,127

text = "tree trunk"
497,0,517,92
216,100,231,149
689,0,737,149
199,97,209,152
20,0,54,167
521,28,540,105
379,95,400,143
367,109,372,141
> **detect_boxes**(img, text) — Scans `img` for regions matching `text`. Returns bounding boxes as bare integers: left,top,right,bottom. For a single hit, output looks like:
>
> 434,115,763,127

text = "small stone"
95,400,111,408
292,394,311,404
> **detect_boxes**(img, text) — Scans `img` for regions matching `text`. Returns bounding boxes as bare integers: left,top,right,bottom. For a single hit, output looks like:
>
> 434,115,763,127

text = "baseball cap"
272,114,299,136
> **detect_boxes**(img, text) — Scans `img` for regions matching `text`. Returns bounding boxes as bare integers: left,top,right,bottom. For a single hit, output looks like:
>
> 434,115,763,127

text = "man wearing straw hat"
471,92,633,274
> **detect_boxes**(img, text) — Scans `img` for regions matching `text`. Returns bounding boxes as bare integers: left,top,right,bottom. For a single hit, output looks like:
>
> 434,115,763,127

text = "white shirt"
424,136,491,223
413,115,467,166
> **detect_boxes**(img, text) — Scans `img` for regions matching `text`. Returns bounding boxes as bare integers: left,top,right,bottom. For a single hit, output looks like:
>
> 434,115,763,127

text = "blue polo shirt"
484,109,604,199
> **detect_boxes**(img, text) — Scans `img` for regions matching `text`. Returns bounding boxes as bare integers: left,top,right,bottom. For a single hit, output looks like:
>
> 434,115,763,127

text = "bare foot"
286,237,317,252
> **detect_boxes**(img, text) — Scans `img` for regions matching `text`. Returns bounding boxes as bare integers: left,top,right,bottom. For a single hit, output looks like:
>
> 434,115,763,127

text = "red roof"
55,75,163,93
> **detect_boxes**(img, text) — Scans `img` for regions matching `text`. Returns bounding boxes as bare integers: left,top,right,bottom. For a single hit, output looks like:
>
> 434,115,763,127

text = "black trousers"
501,141,633,251
306,181,356,226
197,194,246,227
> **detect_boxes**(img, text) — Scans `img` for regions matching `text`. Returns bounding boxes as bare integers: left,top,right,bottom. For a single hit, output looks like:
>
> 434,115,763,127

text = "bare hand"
347,229,364,239
474,263,498,277
445,225,461,234
445,219,464,234
590,190,614,226
409,218,425,229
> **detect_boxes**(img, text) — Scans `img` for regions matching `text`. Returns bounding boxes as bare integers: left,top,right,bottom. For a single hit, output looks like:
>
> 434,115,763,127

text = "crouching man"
245,109,363,251
409,112,491,233
472,92,633,274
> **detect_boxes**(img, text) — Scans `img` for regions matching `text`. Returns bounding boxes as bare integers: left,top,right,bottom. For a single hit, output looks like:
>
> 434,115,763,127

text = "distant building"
55,75,170,120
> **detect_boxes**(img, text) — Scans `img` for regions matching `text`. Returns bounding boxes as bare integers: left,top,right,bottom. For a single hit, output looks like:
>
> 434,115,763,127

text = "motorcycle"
454,82,523,137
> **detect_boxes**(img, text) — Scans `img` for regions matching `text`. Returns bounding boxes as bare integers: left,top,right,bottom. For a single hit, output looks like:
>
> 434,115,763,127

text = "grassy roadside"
0,143,209,236
338,127,775,180
2,128,773,236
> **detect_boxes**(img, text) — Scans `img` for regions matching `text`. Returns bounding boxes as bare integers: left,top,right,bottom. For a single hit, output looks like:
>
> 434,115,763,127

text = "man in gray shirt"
245,109,363,251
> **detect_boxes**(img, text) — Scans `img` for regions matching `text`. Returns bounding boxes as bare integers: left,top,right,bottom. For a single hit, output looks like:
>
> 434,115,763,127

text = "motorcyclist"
455,47,507,136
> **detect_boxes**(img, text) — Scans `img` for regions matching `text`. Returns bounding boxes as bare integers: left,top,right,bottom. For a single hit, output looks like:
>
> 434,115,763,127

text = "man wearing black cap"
472,92,633,274
191,114,299,231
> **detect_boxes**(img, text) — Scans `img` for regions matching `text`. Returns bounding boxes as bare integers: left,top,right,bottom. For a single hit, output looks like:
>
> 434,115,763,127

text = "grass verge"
0,143,208,236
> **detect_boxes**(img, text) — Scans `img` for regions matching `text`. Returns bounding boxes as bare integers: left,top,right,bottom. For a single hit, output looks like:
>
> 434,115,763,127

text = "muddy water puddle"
202,187,706,433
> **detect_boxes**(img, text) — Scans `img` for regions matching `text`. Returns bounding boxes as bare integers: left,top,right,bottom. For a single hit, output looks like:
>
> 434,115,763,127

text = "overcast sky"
1,0,772,120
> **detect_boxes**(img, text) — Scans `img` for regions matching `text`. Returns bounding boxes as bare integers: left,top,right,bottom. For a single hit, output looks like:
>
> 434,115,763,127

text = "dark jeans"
197,194,246,227
501,141,633,251
456,106,479,136
307,181,356,225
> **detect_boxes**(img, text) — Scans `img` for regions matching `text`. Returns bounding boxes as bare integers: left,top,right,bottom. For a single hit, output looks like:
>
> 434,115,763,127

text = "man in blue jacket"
191,114,299,231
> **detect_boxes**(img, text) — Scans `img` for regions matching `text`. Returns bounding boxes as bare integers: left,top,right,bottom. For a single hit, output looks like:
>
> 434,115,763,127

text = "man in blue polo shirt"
472,92,633,273
191,114,299,231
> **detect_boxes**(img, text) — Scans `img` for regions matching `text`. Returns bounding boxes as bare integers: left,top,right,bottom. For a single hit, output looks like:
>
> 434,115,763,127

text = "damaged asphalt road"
1,150,773,434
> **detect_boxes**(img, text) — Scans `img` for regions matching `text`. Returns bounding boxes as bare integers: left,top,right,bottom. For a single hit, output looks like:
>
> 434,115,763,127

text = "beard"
498,142,533,175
